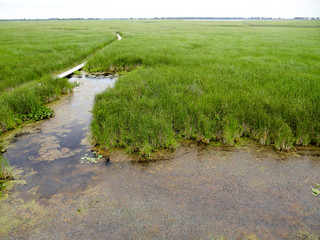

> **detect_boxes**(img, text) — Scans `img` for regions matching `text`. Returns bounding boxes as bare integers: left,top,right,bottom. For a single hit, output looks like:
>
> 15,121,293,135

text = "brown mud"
1,75,319,239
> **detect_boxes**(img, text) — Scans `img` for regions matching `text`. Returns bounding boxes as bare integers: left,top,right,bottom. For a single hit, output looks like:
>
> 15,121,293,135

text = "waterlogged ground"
1,76,320,239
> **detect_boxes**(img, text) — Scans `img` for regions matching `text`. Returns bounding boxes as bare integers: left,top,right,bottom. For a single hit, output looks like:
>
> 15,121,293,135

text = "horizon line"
1,16,319,21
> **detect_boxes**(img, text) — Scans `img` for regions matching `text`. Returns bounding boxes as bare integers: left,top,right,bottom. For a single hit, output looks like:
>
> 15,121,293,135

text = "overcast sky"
0,0,319,19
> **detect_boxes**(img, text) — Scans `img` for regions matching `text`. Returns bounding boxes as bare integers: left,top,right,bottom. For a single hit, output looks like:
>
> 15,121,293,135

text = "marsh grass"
0,21,116,92
0,156,11,180
0,21,118,134
86,20,320,156
0,76,75,133
0,20,117,194
0,155,12,195
1,20,319,157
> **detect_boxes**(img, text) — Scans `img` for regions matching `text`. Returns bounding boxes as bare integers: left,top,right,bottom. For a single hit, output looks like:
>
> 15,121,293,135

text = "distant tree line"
0,17,319,21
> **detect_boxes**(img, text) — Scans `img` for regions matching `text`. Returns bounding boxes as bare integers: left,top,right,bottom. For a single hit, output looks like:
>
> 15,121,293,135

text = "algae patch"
0,192,47,238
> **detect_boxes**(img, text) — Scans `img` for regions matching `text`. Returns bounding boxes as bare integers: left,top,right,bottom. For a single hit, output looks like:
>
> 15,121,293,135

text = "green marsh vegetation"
0,21,116,134
0,21,116,92
86,20,320,156
0,21,117,189
0,20,319,158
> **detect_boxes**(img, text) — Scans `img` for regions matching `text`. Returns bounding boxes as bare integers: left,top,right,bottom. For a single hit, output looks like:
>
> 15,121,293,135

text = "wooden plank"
56,34,121,79
56,62,86,79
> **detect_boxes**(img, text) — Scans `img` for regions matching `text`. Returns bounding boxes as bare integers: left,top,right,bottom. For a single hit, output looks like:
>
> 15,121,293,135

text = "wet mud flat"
1,76,320,239
2,144,320,240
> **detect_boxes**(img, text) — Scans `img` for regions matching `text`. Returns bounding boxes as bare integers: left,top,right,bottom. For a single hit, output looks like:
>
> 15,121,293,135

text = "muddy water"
1,76,320,239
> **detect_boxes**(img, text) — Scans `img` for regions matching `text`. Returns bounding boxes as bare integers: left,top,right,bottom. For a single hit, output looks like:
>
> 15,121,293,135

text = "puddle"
4,75,116,199
1,75,320,239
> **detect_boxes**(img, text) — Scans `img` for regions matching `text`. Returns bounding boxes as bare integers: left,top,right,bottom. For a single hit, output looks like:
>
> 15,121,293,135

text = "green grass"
0,21,116,92
0,76,75,133
0,155,11,180
0,20,119,185
0,20,319,158
0,20,117,134
85,20,320,156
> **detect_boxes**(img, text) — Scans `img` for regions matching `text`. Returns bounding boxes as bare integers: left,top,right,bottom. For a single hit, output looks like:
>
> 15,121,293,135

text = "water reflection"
4,75,116,199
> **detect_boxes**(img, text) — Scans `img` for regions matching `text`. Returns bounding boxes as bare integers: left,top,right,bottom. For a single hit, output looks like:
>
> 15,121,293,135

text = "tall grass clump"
0,155,12,181
0,76,74,134
87,20,320,156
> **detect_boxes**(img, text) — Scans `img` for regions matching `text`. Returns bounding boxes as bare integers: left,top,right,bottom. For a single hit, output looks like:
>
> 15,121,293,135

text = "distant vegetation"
1,17,319,21
86,20,320,156
0,21,115,92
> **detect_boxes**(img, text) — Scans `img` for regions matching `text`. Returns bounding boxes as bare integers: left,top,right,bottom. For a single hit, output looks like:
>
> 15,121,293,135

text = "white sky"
0,0,319,19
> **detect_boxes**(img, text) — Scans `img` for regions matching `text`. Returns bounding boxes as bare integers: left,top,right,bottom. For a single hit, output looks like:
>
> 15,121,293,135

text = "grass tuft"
0,77,74,134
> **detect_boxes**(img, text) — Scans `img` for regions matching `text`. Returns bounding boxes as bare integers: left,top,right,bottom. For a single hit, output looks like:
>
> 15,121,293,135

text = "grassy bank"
86,20,320,156
0,76,75,133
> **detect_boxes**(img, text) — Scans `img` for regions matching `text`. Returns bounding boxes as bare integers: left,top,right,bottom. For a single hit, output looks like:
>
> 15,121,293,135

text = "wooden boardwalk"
56,62,86,79
56,33,121,79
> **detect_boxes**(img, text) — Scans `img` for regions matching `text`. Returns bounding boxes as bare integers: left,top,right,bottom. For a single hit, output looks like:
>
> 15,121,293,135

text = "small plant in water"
22,106,54,121
311,184,320,196
73,70,82,76
0,155,13,196
79,152,102,164
72,81,81,87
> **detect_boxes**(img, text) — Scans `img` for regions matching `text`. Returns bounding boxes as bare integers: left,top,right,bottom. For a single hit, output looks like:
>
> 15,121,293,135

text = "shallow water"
4,75,116,199
1,76,320,239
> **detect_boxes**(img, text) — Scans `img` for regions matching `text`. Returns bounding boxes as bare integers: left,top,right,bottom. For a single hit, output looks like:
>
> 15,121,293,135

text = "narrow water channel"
4,75,116,199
